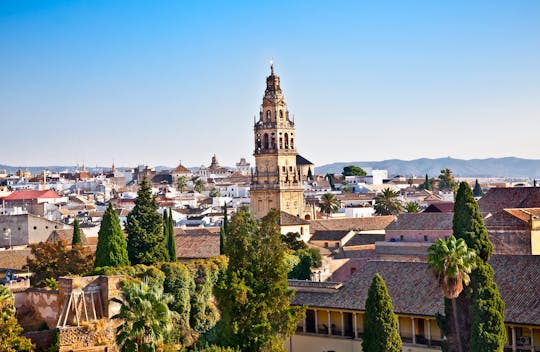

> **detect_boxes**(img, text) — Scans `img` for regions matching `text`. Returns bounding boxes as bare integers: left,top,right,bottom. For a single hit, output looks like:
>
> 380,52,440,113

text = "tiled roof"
292,255,540,326
338,193,376,201
280,212,309,226
47,229,87,245
3,190,61,201
478,187,540,214
503,208,540,223
344,233,385,246
0,248,32,270
174,233,220,259
311,230,351,241
171,163,191,174
310,216,395,233
386,213,453,231
423,202,454,213
484,210,529,229
296,154,314,166
491,255,540,325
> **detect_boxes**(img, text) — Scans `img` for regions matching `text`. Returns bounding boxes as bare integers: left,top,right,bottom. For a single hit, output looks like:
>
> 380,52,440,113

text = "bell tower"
250,64,307,219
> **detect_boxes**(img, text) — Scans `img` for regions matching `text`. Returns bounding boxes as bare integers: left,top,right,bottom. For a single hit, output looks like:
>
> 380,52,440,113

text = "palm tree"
112,279,178,352
427,236,477,352
319,193,340,218
176,176,188,193
374,188,403,215
194,178,206,193
405,201,420,213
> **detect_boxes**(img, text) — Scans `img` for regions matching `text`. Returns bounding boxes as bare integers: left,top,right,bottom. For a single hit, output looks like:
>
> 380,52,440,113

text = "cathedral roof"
280,211,309,226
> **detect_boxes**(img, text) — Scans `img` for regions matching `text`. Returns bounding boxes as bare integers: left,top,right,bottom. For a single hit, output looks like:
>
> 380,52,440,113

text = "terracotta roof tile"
174,233,220,259
280,212,309,226
386,213,453,231
310,216,395,233
479,187,540,214
4,190,61,201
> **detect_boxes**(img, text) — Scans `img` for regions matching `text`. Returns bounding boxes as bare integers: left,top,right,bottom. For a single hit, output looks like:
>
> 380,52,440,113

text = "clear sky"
1,0,539,168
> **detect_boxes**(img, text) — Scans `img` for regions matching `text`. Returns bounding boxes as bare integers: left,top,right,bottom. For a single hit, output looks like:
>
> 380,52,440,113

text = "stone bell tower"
250,64,310,219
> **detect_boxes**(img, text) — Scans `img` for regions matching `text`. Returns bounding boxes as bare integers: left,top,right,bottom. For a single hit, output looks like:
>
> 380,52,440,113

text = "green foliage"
420,173,432,191
453,182,493,262
374,188,403,215
72,218,82,246
45,328,60,352
209,188,221,197
405,201,421,213
342,165,367,176
27,240,94,287
288,248,322,280
166,210,176,262
220,204,229,255
194,345,241,352
94,202,130,268
216,207,303,351
281,232,307,251
469,262,506,352
472,179,484,197
319,192,340,217
112,278,179,352
440,182,505,352
194,179,206,193
427,236,476,299
126,177,169,265
325,173,335,190
176,176,188,192
306,167,313,180
438,168,457,191
362,274,402,352
44,277,59,290
0,286,35,352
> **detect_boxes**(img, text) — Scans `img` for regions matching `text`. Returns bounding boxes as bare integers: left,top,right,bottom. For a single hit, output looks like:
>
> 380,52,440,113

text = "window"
33,226,37,230
279,110,283,119
266,110,271,121
284,133,289,148
324,242,329,248
263,134,269,149
424,235,428,241
400,235,404,241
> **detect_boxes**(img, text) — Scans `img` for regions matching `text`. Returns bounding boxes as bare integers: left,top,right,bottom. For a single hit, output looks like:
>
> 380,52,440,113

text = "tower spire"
270,59,274,75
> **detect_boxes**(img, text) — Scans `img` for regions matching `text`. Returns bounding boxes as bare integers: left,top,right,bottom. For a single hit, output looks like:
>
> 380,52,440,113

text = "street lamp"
3,228,11,251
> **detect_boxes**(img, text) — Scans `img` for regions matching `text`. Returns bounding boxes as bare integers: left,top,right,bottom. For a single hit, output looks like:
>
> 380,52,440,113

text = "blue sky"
1,1,539,168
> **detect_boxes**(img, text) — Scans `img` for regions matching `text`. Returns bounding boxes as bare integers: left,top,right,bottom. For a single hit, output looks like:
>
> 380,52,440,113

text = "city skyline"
1,1,539,167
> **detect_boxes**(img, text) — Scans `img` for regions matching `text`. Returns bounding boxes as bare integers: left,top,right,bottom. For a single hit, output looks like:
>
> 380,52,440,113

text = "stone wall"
25,288,60,329
58,323,117,352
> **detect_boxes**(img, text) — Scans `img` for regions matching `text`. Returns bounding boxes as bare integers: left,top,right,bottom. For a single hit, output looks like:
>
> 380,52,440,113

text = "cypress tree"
167,209,176,262
443,182,505,352
94,203,129,268
72,218,82,246
220,203,228,254
472,179,484,197
163,209,170,260
126,177,168,265
362,274,402,352
423,173,432,191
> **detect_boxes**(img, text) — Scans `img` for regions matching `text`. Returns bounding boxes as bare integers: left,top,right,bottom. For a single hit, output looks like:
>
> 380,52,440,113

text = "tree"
72,218,82,246
194,179,206,193
281,232,307,251
420,174,432,191
319,193,340,218
288,248,322,280
374,188,403,215
440,182,505,352
0,286,34,352
209,188,221,198
405,201,421,213
325,173,335,190
94,202,130,268
362,274,402,352
176,176,188,193
472,179,483,197
428,236,477,352
342,165,367,176
113,278,178,352
220,204,229,255
126,177,168,265
216,207,303,351
27,240,94,287
306,167,313,180
438,168,457,191
166,210,176,262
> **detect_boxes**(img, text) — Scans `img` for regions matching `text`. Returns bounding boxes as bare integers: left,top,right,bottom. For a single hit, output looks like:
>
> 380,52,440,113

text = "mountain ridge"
314,157,540,178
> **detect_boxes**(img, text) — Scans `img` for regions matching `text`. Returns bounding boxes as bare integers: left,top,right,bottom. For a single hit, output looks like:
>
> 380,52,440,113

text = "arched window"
279,110,283,119
266,110,271,121
271,136,276,149
290,138,294,149
263,133,269,149
279,137,283,149
256,134,261,150
284,133,289,149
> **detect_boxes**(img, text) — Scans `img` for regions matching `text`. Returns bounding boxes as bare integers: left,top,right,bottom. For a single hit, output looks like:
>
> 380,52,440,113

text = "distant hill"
315,157,540,178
